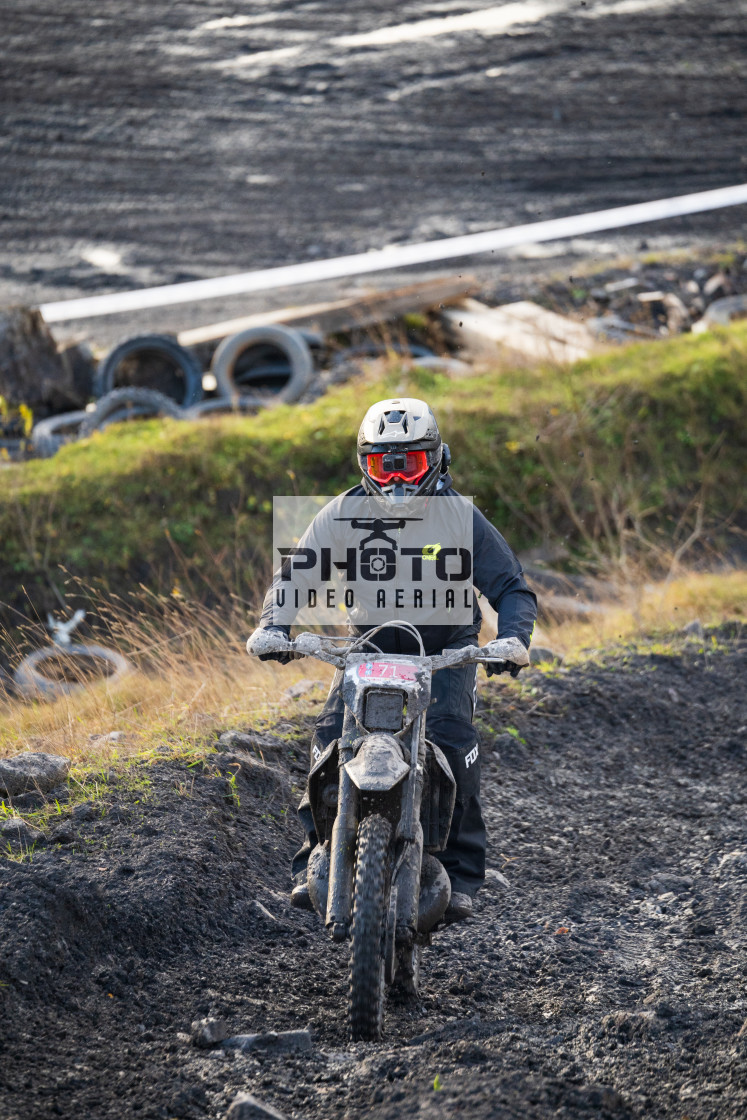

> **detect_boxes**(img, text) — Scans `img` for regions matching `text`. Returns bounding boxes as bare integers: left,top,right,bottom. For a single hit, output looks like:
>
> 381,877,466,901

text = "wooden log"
177,275,479,350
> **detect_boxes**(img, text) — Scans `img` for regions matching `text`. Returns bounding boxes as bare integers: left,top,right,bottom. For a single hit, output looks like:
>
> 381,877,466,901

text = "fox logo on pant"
465,745,479,769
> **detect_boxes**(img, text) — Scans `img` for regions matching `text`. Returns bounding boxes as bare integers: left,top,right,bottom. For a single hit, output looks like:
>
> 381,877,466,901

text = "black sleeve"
259,499,341,632
471,506,537,648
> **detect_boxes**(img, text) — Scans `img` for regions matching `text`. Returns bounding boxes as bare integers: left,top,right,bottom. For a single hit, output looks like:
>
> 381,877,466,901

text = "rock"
691,293,747,334
663,292,691,332
682,619,704,638
703,271,730,299
0,752,71,798
226,1092,290,1120
191,1018,230,1049
0,307,79,409
217,730,282,754
88,730,127,744
223,1030,313,1056
283,679,326,700
529,645,563,666
484,868,511,888
0,816,44,844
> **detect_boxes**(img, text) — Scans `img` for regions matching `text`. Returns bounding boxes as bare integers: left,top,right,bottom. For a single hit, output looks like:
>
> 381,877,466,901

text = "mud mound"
1,632,746,1119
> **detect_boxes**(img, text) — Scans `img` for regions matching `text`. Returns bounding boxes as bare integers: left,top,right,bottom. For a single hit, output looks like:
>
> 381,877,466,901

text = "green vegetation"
2,323,746,606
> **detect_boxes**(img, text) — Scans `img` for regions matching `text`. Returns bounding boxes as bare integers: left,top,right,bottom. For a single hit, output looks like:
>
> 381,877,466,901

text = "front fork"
325,708,359,941
392,713,425,945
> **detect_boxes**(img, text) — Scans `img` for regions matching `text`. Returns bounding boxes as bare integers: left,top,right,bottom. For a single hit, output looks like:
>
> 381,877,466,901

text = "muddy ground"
1,627,746,1120
1,0,746,345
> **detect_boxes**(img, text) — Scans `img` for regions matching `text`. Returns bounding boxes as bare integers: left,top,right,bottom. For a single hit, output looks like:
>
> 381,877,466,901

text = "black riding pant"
293,654,486,897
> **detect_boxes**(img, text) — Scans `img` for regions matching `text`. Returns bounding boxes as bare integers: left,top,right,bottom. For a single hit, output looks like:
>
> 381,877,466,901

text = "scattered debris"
191,1018,230,1049
0,751,71,798
20,252,747,461
223,1029,313,1056
443,298,597,364
177,275,478,353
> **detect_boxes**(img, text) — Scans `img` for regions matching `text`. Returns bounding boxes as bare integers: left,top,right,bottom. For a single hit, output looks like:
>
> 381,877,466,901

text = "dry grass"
1,569,743,779
0,595,334,774
537,568,746,661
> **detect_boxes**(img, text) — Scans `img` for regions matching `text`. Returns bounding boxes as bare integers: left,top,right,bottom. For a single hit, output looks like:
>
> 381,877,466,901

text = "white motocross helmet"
357,398,449,499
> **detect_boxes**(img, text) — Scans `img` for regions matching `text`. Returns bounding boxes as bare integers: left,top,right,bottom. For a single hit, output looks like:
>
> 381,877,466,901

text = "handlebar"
246,628,529,672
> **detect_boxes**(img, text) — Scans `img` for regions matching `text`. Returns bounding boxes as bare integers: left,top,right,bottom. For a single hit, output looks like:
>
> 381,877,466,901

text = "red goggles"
366,450,430,484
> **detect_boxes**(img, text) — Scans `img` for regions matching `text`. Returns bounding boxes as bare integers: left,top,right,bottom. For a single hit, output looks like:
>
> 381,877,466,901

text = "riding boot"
436,741,485,899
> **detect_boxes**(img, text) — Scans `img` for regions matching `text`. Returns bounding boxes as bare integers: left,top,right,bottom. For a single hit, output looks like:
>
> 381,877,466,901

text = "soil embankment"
1,628,745,1119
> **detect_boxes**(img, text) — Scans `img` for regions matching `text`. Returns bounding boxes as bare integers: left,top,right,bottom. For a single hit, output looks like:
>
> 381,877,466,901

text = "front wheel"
348,814,392,1041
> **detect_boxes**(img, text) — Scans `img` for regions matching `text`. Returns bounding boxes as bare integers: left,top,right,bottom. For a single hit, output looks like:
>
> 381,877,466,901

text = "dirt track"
2,628,746,1120
1,0,746,343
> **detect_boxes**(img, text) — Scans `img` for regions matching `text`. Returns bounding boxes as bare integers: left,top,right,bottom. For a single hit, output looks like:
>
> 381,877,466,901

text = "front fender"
344,733,409,792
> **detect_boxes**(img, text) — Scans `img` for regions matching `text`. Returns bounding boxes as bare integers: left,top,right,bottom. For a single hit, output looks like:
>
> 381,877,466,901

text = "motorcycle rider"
250,397,536,922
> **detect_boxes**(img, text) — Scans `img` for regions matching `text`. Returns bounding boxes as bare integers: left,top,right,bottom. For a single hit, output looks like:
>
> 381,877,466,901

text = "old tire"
79,387,183,437
211,326,314,404
94,334,203,407
30,410,89,458
349,813,392,1041
13,643,131,699
182,395,268,419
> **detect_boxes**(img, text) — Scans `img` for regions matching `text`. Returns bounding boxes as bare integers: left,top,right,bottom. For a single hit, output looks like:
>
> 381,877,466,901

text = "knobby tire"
348,813,392,1041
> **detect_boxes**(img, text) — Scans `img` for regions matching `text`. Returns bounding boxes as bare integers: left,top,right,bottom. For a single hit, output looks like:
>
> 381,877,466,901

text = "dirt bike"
246,622,528,1040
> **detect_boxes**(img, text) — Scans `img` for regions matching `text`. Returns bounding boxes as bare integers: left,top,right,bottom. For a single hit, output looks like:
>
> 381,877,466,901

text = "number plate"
357,661,418,682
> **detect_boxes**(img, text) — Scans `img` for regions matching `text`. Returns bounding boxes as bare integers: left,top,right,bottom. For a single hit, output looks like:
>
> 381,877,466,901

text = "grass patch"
1,323,745,615
537,569,747,662
0,594,334,837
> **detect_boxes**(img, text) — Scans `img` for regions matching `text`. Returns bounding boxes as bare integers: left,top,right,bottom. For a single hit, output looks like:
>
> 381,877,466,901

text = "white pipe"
40,183,747,323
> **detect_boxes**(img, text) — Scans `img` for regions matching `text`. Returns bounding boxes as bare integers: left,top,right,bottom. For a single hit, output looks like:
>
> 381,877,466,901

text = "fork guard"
344,733,410,792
